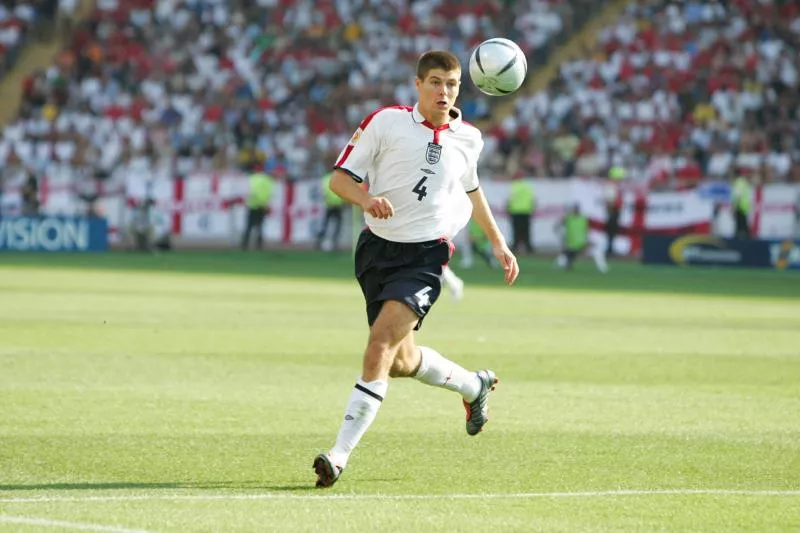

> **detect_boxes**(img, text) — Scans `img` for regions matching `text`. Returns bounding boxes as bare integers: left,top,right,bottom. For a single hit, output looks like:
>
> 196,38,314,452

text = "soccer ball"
468,38,528,96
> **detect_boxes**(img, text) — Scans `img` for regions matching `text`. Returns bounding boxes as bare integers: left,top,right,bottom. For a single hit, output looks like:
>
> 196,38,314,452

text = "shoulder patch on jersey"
349,128,362,146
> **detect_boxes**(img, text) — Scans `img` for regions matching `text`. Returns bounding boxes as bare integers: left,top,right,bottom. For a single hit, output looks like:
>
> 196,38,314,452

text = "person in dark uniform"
316,171,344,251
21,172,39,216
604,166,625,256
312,50,519,489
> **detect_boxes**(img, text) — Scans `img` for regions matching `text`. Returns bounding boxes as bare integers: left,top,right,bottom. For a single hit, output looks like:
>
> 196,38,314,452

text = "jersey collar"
412,103,463,132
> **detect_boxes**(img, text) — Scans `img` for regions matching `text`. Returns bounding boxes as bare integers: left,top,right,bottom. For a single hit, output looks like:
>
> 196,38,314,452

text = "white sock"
413,346,481,402
441,266,464,301
442,265,462,288
329,378,387,468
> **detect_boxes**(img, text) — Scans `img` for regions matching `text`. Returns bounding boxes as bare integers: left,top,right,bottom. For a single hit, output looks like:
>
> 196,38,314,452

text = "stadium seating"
9,0,796,193
0,1,47,78
0,0,597,189
488,0,800,187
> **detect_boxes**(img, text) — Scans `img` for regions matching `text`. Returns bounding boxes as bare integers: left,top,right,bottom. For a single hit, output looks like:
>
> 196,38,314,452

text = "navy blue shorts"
355,229,453,330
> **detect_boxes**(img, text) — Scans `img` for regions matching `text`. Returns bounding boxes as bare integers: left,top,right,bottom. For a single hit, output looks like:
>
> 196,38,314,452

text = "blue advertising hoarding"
643,234,799,270
0,216,108,252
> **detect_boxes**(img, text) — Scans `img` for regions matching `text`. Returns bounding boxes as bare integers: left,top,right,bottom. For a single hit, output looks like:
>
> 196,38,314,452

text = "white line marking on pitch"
0,489,798,504
0,514,151,532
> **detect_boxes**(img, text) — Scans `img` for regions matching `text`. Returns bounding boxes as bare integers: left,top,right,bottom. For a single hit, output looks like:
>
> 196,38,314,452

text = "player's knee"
387,338,418,378
364,335,395,363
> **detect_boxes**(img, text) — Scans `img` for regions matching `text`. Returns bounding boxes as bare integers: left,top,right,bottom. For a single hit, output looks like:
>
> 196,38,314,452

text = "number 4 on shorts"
415,286,432,308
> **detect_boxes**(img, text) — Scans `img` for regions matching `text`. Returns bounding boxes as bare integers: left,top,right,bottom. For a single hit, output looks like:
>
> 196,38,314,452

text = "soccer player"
458,219,498,269
313,50,519,488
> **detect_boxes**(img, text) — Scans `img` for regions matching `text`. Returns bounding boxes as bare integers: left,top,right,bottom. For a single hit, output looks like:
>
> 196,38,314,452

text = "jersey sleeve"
460,135,484,193
334,110,385,183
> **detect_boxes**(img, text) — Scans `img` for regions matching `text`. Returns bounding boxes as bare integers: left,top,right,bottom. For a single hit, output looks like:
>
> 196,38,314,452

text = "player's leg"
316,300,419,487
392,335,480,399
524,214,534,253
565,250,577,271
555,251,568,269
454,228,474,268
589,242,609,273
388,334,498,436
476,240,496,267
605,212,619,256
241,209,254,250
510,215,522,252
255,208,265,250
315,209,329,249
330,208,343,251
362,300,419,380
441,265,464,301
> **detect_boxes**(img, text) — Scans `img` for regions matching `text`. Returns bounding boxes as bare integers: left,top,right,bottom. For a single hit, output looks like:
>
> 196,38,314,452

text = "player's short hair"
416,51,461,81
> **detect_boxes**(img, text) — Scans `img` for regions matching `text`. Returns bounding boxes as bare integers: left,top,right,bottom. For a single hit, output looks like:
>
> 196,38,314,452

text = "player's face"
416,68,460,125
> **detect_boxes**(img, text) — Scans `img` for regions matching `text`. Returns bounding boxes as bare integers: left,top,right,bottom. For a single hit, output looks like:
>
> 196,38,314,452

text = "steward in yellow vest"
507,176,535,254
241,169,275,250
732,174,752,239
555,204,608,273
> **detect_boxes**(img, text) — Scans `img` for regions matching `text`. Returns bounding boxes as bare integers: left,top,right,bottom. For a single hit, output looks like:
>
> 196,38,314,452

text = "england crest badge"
425,142,442,165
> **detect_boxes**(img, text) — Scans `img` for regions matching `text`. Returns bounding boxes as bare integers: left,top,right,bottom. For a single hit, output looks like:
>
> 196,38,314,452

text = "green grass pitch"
0,251,798,532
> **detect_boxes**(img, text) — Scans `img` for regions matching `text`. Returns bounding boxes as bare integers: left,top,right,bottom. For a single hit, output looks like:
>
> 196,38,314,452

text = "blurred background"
0,0,798,267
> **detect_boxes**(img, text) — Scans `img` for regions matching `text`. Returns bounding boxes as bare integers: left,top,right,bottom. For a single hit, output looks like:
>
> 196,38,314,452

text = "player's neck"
419,105,450,128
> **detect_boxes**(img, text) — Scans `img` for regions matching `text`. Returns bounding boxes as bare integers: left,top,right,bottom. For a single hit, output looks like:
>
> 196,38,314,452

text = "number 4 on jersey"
412,177,428,201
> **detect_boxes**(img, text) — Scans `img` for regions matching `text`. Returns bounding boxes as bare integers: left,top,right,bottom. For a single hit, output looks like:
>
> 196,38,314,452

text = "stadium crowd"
0,0,602,194
492,0,800,188
1,0,798,200
0,0,57,77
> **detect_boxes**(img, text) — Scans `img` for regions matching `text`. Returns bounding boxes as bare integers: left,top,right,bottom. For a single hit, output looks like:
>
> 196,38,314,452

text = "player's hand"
493,242,519,285
362,196,394,219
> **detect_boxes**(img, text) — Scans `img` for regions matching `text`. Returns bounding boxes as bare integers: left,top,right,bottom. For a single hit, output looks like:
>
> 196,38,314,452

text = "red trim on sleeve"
336,106,412,167
335,145,355,168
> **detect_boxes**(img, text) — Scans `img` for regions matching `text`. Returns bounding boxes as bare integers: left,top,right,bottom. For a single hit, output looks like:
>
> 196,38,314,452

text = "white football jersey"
335,104,483,242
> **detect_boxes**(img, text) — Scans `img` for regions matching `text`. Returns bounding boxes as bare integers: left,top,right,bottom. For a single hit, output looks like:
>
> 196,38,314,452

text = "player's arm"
329,169,393,219
467,187,519,285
